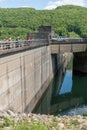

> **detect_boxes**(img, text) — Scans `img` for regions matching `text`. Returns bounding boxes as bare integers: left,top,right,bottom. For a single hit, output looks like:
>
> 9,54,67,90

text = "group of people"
8,35,32,41
1,35,33,44
2,37,20,42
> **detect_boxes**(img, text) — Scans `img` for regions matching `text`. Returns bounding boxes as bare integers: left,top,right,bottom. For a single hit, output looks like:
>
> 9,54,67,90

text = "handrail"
0,39,48,50
51,38,87,44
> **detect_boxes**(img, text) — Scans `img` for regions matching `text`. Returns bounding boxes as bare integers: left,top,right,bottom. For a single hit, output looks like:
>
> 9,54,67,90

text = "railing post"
59,42,60,53
71,42,72,52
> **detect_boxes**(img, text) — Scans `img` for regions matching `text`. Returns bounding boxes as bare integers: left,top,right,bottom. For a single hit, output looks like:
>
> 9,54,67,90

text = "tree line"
0,5,87,39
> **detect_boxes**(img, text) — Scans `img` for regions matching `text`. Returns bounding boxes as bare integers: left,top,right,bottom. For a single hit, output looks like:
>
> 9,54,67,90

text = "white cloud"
45,0,86,10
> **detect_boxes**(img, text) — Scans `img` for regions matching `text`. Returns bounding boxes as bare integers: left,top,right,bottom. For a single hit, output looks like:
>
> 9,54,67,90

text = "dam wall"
0,46,62,113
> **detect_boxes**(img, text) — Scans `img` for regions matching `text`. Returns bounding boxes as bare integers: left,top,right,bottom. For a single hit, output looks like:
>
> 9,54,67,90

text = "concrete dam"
0,25,87,113
0,45,64,112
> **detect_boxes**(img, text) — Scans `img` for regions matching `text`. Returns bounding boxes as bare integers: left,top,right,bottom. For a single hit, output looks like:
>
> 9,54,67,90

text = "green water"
34,65,87,116
52,71,87,116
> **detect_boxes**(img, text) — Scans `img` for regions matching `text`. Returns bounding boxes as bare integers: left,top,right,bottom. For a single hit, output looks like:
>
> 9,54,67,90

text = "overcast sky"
0,0,87,9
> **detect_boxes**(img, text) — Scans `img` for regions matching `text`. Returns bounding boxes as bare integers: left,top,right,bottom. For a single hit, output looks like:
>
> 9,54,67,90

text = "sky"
0,0,87,10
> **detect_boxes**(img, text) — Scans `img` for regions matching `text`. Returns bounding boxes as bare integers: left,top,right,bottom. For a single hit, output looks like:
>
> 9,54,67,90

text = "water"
59,71,87,116
34,69,87,116
59,70,72,95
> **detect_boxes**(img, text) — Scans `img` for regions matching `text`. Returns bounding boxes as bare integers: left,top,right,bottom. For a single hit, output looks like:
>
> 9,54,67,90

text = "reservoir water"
34,64,87,116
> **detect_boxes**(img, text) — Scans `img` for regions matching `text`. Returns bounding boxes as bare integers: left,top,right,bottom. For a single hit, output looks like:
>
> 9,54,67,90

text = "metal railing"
51,38,87,44
0,39,48,50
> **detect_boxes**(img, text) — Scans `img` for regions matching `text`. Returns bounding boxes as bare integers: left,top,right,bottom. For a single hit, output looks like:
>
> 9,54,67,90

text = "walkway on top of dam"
51,38,87,53
0,38,87,55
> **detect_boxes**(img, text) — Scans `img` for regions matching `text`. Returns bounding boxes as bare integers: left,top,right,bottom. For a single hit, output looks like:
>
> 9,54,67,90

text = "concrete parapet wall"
0,46,59,112
51,43,87,53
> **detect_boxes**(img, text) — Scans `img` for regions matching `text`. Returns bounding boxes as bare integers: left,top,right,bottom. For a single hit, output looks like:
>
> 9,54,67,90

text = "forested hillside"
0,5,87,39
